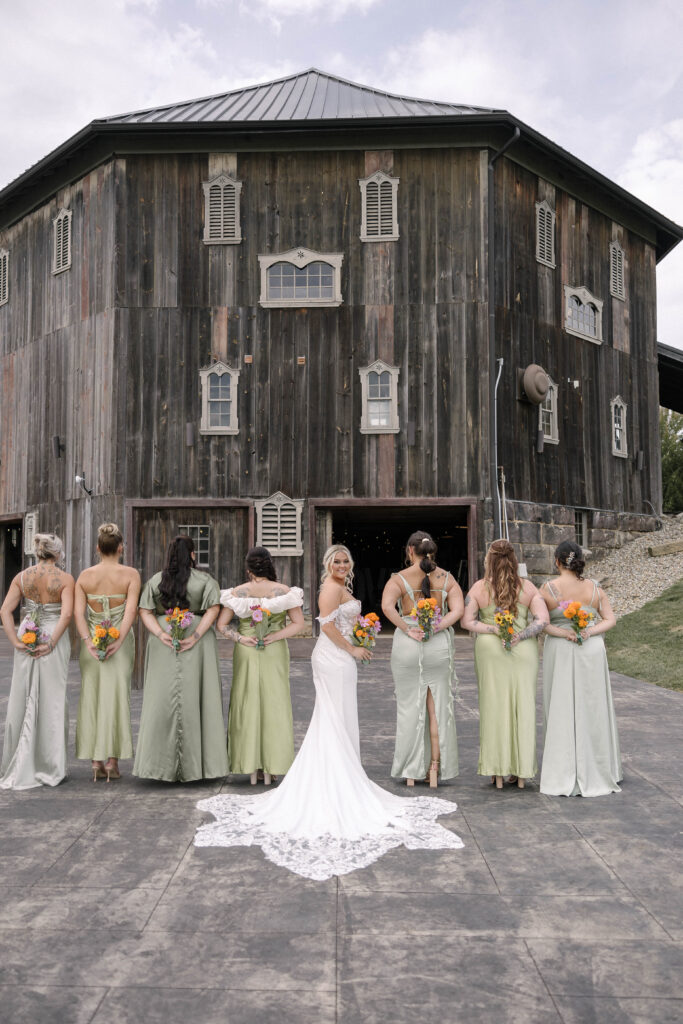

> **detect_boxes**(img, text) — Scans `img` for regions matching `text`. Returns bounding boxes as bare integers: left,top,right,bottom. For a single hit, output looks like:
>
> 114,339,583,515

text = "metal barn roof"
97,68,496,126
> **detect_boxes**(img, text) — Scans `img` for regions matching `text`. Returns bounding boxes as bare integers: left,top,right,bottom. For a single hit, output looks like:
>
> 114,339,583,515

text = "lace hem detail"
194,794,464,881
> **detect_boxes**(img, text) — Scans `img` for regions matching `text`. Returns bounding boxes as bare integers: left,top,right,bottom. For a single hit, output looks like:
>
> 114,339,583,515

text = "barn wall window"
359,359,400,434
610,395,628,458
202,174,243,244
574,508,589,548
538,376,559,444
258,248,343,308
52,208,72,274
178,524,211,567
535,200,555,268
563,285,603,344
199,361,240,435
255,492,304,556
359,171,399,242
0,249,8,305
609,241,625,300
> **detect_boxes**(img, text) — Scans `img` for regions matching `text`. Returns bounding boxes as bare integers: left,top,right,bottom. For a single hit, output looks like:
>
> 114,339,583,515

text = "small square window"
178,524,211,568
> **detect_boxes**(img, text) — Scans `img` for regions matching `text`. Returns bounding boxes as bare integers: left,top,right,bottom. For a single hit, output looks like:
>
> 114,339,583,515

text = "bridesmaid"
217,546,305,785
381,531,463,787
462,539,548,789
74,523,141,782
0,533,74,789
134,535,228,782
540,540,622,797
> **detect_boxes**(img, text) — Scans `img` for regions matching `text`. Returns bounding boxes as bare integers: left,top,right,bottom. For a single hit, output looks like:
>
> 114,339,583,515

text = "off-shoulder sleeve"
317,607,339,626
263,586,304,613
200,573,221,611
219,590,253,618
139,574,161,611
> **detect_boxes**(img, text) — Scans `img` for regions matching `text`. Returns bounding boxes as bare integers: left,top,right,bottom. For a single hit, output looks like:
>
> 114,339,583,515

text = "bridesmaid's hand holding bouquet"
165,607,194,654
494,608,516,651
559,601,594,644
92,619,121,662
409,598,441,641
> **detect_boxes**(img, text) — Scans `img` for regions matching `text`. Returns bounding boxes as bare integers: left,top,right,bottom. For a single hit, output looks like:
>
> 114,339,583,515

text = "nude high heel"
250,772,258,785
406,778,415,787
517,777,525,789
428,759,439,789
263,773,272,786
92,762,106,782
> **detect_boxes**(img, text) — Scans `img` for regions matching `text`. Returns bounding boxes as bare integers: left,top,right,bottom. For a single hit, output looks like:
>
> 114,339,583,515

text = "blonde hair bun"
33,533,64,562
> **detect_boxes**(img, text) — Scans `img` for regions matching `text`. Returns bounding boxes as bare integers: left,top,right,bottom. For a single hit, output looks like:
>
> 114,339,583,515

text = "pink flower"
251,608,263,623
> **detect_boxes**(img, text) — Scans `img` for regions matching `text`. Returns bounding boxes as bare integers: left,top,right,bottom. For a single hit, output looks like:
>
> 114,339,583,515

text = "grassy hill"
605,579,683,691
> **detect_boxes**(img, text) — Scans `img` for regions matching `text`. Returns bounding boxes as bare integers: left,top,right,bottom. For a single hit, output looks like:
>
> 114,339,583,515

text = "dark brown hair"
554,540,585,579
245,546,277,582
485,539,521,616
159,535,195,608
406,530,438,599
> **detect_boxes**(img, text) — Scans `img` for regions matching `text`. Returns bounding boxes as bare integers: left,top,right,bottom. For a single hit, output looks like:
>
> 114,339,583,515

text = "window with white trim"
255,492,304,556
564,285,603,344
178,524,211,568
24,512,38,556
199,361,240,435
258,248,343,308
538,376,559,444
574,509,588,548
202,174,242,244
52,208,72,274
0,249,8,305
535,200,555,268
611,396,628,458
359,171,399,241
609,241,625,300
359,359,400,434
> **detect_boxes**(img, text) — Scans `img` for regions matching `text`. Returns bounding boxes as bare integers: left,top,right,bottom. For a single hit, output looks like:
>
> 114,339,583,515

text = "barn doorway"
1,521,23,623
328,503,472,629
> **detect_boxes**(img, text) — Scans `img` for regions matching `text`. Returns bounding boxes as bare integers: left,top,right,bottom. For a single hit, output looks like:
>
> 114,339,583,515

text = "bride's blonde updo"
33,533,64,563
320,544,355,592
97,522,123,557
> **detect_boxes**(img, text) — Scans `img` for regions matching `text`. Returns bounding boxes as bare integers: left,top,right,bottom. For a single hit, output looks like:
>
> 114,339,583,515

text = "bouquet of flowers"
18,614,51,655
351,612,382,652
249,604,272,649
494,608,516,651
559,601,594,645
92,619,121,662
165,606,194,654
409,598,442,641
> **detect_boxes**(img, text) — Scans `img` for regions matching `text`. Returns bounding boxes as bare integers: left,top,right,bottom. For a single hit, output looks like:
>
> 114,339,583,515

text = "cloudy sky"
1,0,681,348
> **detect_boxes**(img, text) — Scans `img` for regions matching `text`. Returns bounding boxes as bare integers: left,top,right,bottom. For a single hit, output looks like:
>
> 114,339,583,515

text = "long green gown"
390,573,459,781
475,596,539,779
75,595,134,761
540,583,622,797
220,587,303,776
133,569,229,782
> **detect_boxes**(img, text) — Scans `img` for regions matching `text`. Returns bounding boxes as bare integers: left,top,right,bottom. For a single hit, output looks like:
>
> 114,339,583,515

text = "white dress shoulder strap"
317,607,339,626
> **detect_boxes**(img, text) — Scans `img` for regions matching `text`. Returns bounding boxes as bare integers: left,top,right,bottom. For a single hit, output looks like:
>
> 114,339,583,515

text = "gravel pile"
587,515,683,617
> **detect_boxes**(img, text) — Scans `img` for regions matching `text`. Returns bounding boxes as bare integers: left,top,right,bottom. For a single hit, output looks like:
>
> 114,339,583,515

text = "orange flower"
366,613,379,622
108,627,120,640
428,598,438,608
21,632,36,645
94,626,107,639
265,609,272,617
507,626,514,634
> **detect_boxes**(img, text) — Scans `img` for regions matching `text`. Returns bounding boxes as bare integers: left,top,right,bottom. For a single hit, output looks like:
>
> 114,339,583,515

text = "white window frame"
52,208,72,275
359,171,399,242
574,508,588,548
609,241,625,300
359,359,400,434
178,524,211,568
535,200,555,268
24,512,38,556
254,492,304,556
202,174,243,245
0,248,8,305
199,360,240,435
610,395,628,458
258,248,343,308
563,285,603,344
538,375,559,444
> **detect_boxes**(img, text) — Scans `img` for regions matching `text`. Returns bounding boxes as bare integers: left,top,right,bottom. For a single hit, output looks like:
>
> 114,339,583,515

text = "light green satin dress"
390,573,459,781
0,600,70,790
475,598,539,779
221,587,302,776
75,595,134,761
541,583,622,797
133,569,229,782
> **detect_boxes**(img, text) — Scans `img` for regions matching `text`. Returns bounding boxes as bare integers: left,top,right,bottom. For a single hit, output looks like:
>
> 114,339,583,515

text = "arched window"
52,208,72,274
255,492,304,556
564,285,603,344
202,174,242,244
610,396,628,458
0,249,8,305
258,248,343,307
359,360,400,434
359,171,399,241
609,241,625,300
535,200,555,268
199,361,240,435
538,376,559,444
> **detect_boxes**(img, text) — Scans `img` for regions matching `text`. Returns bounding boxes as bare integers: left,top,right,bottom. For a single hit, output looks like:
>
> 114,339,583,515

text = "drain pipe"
488,125,521,540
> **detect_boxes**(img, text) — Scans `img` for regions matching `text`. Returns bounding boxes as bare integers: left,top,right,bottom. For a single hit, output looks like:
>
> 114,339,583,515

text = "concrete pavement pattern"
0,636,681,1023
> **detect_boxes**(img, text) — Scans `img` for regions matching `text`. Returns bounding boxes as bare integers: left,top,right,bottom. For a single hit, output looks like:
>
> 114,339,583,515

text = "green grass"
605,578,683,691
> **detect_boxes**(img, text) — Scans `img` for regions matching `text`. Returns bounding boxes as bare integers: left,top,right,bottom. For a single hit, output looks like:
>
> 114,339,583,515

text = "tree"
660,408,683,513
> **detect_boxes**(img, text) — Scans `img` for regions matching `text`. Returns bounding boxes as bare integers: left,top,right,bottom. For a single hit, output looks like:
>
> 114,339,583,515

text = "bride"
195,545,463,880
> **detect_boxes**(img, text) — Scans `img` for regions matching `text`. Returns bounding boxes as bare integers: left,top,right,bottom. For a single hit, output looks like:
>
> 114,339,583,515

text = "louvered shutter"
208,184,223,240
379,180,393,235
0,251,8,305
365,180,380,237
536,203,555,266
610,243,624,300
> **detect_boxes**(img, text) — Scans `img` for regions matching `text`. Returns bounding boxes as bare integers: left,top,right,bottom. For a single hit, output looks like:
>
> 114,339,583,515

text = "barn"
1,68,681,625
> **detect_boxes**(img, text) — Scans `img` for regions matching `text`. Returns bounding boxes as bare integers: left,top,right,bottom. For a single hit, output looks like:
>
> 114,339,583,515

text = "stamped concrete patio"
0,633,681,1024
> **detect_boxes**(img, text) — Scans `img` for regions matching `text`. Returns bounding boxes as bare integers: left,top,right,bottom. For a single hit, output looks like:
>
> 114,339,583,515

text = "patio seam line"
139,831,200,934
576,828,677,942
623,761,683,806
85,984,110,1024
458,808,502,896
523,937,565,1023
24,799,115,892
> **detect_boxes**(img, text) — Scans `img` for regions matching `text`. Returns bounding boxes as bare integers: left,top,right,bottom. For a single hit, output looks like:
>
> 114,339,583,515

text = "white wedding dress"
195,599,463,880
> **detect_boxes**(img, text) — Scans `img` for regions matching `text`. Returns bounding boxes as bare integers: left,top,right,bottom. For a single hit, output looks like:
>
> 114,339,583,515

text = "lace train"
195,792,464,881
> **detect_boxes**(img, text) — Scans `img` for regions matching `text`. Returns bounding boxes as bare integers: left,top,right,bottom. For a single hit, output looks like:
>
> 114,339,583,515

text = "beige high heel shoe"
92,761,106,782
428,759,439,789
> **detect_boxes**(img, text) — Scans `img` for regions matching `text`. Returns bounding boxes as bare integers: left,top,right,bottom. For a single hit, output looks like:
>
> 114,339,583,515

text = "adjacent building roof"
658,343,683,414
98,68,496,125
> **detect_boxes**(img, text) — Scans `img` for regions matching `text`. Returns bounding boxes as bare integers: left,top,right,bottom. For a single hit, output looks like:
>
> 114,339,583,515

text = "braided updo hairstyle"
484,539,521,616
159,535,195,608
97,522,123,557
245,546,277,582
406,530,438,599
554,540,585,579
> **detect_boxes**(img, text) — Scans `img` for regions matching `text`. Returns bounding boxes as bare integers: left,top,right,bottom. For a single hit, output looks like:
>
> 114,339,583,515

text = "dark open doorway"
2,521,23,623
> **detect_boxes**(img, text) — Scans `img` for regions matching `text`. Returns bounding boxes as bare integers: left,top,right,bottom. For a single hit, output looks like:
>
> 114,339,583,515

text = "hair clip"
566,551,575,567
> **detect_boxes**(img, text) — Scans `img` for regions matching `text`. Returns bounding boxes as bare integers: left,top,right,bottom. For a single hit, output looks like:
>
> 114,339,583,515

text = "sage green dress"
475,595,539,779
133,569,228,782
540,581,622,797
220,587,303,776
75,595,134,761
390,573,459,781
